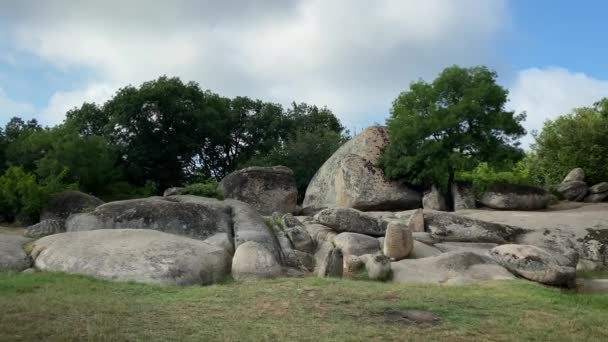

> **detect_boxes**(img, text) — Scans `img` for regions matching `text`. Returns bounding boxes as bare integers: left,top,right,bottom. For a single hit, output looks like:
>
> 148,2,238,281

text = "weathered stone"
422,185,448,211
479,184,551,210
558,181,588,202
232,241,283,281
584,192,608,203
391,251,515,285
163,187,185,197
343,254,364,277
334,153,421,211
383,222,413,260
219,166,297,215
408,241,442,259
490,244,577,287
334,232,381,257
589,182,608,194
408,208,425,233
316,243,343,278
515,228,579,267
32,229,231,286
24,219,65,239
452,182,476,211
280,214,315,253
0,235,31,272
434,242,497,256
425,211,526,244
562,168,585,183
412,232,436,245
364,254,391,281
303,126,420,211
315,208,386,236
204,232,234,255
304,223,337,245
66,196,232,241
40,190,103,221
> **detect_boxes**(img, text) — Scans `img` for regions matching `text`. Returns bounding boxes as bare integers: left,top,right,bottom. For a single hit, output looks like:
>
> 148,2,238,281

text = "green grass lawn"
1,273,607,342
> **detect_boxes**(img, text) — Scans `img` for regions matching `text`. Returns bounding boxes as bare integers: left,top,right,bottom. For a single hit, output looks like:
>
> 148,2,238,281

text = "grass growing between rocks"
1,273,608,341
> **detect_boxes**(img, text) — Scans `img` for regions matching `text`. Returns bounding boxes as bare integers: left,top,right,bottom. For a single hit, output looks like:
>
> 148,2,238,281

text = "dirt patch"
383,309,440,326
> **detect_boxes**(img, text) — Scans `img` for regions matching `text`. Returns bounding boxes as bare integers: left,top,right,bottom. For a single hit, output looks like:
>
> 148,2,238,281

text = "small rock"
0,235,32,272
383,222,413,260
584,192,608,203
425,211,526,244
434,242,498,256
364,254,391,281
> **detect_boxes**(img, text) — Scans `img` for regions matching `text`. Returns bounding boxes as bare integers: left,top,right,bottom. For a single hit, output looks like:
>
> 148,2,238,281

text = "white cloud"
40,83,118,125
0,88,35,123
0,0,510,127
509,67,608,147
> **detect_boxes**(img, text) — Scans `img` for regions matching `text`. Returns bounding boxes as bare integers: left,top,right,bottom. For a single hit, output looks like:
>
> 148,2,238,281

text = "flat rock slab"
0,234,32,272
425,211,526,244
32,229,232,286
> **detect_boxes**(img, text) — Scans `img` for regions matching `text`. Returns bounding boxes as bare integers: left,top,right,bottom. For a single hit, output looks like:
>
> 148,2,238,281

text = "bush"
531,100,608,186
184,180,223,199
0,167,47,224
456,162,535,194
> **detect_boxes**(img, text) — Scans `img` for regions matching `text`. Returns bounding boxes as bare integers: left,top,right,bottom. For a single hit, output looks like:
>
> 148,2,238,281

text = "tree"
380,65,526,195
530,99,608,186
65,102,108,136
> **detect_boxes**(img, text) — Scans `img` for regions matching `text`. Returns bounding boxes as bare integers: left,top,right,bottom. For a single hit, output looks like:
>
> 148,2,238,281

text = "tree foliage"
380,66,526,191
530,99,608,186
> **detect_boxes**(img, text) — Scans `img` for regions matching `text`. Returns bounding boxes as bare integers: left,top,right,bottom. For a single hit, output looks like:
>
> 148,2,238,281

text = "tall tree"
381,65,526,194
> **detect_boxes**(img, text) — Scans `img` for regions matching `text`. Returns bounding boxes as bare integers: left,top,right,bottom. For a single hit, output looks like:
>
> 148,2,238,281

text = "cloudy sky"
1,0,607,146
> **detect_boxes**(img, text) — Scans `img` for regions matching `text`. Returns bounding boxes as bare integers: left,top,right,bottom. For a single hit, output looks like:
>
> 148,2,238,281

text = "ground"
1,273,608,341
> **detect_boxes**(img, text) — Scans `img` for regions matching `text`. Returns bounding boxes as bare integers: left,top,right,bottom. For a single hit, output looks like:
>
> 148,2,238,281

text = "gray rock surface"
383,222,413,260
391,251,515,285
562,168,585,183
422,185,448,211
408,241,442,259
334,232,381,256
589,182,608,194
490,244,577,287
480,186,551,210
231,241,283,280
434,242,498,256
40,190,104,221
584,192,608,203
558,181,588,201
408,208,425,233
363,254,391,281
163,187,185,197
303,126,420,211
303,223,337,245
425,211,526,244
452,182,476,211
316,242,343,278
315,208,386,236
32,229,231,286
0,235,32,272
24,219,65,239
219,166,298,215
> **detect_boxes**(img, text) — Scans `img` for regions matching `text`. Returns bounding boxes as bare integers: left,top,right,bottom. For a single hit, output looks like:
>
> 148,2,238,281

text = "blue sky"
0,0,607,146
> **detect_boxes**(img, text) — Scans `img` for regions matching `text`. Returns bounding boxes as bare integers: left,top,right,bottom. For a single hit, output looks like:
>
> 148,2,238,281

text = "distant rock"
40,190,103,221
434,242,497,256
479,183,551,210
451,182,476,211
425,211,526,244
315,242,343,278
219,166,298,215
32,229,231,286
408,209,425,233
303,126,420,211
422,185,448,211
163,187,185,197
562,168,585,183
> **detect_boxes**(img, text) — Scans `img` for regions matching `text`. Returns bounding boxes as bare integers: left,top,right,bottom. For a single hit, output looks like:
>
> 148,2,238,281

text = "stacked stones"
557,168,608,202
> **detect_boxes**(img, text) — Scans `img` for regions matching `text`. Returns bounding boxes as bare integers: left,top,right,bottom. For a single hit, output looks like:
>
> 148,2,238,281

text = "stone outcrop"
303,126,420,211
334,232,381,257
40,190,104,221
479,184,551,210
490,244,577,287
562,168,585,183
315,242,343,278
425,211,527,244
24,219,65,239
0,235,31,272
383,222,413,260
558,181,588,201
163,187,185,197
219,166,298,215
422,185,448,211
231,241,283,280
391,251,515,285
451,182,476,211
32,229,232,286
315,208,386,236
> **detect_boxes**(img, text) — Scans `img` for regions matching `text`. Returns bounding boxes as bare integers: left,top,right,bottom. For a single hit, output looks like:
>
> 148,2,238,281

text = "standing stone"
316,246,343,278
408,208,425,233
422,185,448,211
562,168,585,183
303,126,421,211
219,166,298,215
383,222,413,260
451,182,476,211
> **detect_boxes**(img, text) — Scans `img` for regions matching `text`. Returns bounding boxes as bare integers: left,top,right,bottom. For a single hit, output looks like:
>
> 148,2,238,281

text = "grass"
577,269,608,279
1,273,608,341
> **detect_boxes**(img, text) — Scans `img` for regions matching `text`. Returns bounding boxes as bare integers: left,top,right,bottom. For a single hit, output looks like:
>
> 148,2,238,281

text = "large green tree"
529,99,608,186
381,65,526,193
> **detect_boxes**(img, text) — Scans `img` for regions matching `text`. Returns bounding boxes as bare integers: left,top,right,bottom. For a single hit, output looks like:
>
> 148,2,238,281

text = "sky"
0,0,607,146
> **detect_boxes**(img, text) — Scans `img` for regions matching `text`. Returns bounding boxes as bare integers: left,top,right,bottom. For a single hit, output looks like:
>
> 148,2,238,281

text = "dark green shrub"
184,180,223,199
456,162,534,194
0,167,48,224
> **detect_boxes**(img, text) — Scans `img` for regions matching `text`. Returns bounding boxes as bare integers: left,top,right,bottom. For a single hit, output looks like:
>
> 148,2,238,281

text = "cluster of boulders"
1,126,607,291
557,168,608,203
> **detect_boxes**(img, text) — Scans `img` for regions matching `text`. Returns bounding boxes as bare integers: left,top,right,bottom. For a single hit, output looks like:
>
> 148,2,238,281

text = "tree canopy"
380,66,526,192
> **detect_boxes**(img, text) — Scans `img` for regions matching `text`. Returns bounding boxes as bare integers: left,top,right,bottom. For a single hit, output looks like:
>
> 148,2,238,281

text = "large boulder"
557,181,588,201
219,166,297,215
562,168,585,183
334,232,381,257
490,244,577,287
66,197,232,241
315,208,386,236
422,185,448,211
40,190,104,221
24,219,65,239
303,126,420,211
391,251,515,285
383,222,413,260
425,211,527,244
479,184,551,210
451,182,476,211
231,241,283,281
0,235,32,272
31,229,231,286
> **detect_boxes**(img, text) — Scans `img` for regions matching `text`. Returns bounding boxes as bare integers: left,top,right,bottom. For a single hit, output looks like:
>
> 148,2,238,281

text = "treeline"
0,76,348,223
